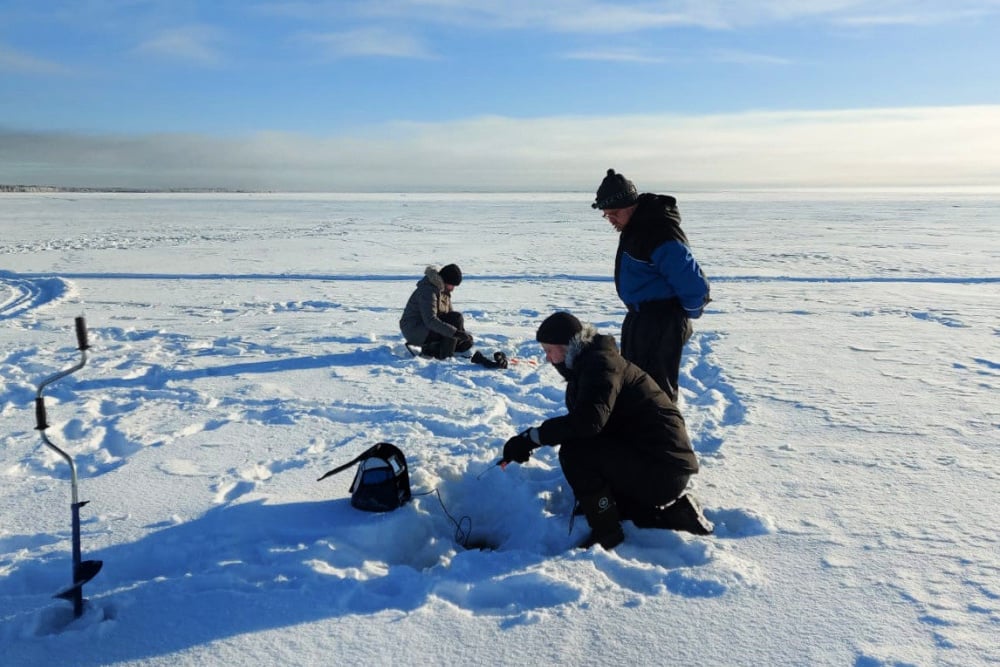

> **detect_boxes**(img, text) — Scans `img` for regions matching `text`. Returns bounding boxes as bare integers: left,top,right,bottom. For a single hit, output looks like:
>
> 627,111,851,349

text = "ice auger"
34,316,103,618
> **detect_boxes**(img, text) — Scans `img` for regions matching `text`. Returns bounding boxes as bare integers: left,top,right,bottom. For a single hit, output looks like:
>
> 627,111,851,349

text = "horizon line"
5,184,1000,195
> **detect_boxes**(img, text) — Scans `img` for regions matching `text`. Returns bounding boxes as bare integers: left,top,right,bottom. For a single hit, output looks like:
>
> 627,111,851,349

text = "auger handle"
35,316,91,434
75,316,90,351
35,397,48,431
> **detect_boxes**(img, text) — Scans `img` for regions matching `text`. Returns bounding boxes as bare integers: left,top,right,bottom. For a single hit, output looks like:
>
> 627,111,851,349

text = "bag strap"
316,442,402,482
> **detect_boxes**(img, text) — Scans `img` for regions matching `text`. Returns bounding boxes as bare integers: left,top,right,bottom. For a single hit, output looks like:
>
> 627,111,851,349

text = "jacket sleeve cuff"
684,306,703,319
523,427,543,446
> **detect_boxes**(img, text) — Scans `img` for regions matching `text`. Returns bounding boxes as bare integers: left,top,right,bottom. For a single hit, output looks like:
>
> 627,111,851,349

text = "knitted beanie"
535,311,583,345
439,264,462,286
591,168,638,210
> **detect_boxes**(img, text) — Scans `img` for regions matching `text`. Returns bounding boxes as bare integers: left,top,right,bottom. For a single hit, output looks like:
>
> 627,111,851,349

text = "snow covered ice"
1,190,998,665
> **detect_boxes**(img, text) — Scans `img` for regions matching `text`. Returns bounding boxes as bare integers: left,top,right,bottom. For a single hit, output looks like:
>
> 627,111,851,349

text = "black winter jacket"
536,326,699,473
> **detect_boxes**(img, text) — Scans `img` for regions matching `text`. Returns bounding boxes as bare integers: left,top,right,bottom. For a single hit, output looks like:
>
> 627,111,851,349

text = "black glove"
471,350,509,370
502,434,536,464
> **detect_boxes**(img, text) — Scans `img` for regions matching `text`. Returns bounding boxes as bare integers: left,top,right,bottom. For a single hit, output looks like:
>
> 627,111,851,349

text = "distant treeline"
0,184,255,193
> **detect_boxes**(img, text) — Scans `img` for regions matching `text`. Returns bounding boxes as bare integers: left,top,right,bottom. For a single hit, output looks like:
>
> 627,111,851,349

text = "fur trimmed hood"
399,266,456,345
564,323,600,369
422,265,446,290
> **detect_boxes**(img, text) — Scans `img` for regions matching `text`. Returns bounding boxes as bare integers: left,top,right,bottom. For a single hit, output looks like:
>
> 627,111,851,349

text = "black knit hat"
591,168,638,210
536,311,583,345
439,264,462,286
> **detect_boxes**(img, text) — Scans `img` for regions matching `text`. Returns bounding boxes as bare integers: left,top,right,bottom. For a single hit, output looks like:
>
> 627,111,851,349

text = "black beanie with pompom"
592,168,638,210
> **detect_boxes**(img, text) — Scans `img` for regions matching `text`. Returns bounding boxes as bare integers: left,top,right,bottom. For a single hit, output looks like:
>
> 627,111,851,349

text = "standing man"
400,264,473,359
591,169,711,402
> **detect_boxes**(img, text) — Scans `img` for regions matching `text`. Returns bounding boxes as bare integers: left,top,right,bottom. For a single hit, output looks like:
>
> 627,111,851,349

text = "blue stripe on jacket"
618,239,710,318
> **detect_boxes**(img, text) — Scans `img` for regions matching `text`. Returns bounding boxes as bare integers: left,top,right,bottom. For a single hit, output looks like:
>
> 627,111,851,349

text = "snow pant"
558,435,691,511
620,299,692,402
423,311,473,354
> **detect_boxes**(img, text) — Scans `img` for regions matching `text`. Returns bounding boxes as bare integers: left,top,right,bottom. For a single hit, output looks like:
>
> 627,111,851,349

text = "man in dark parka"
502,311,713,550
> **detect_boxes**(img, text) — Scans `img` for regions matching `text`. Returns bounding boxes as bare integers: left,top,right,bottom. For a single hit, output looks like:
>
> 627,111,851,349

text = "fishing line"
476,459,504,480
412,487,472,548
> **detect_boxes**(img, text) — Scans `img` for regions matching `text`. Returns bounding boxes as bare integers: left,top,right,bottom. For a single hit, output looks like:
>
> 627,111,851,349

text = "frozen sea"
1,189,998,666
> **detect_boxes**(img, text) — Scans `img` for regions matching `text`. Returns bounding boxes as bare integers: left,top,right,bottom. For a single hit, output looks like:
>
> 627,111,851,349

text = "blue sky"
2,1,1000,190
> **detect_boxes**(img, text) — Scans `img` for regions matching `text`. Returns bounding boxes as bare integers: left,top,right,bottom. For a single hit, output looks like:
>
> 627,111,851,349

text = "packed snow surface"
1,190,998,665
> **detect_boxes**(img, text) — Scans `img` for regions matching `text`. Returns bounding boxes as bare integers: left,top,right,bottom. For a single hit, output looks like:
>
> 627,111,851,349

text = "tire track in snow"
0,272,71,320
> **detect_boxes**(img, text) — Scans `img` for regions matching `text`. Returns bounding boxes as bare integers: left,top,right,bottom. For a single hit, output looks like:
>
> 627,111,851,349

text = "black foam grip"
75,316,90,350
35,397,48,430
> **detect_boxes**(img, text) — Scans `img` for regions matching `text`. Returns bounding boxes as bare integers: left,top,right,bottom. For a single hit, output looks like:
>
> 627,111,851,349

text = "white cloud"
256,0,1000,32
709,48,793,66
832,8,995,26
304,27,436,59
0,44,73,75
3,106,999,190
561,48,668,64
562,46,790,66
540,4,712,32
135,26,226,65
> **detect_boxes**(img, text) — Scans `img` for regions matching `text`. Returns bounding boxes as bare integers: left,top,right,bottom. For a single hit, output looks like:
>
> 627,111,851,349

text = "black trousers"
424,311,473,353
621,303,692,402
558,436,690,508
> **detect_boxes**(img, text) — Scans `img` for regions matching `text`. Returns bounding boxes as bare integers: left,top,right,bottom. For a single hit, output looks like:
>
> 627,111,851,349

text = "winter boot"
647,494,714,535
577,488,625,550
455,332,474,354
435,335,458,359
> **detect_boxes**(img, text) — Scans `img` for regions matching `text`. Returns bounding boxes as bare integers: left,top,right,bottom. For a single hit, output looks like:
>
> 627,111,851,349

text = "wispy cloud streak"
134,26,226,65
302,27,436,59
0,44,73,75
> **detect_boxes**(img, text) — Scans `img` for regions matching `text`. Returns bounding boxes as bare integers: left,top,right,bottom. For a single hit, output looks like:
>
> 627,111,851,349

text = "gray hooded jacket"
399,266,457,344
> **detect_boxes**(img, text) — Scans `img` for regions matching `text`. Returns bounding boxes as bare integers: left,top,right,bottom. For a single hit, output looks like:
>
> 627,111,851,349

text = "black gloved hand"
471,350,509,370
502,434,536,464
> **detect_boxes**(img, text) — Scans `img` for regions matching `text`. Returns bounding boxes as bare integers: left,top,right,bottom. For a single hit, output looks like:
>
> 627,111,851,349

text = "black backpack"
317,442,412,512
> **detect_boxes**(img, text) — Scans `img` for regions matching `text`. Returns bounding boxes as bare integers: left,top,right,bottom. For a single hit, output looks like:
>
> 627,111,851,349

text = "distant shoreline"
3,184,998,195
0,185,258,193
